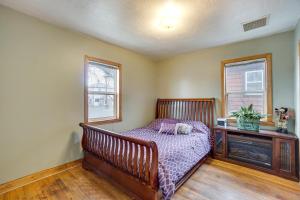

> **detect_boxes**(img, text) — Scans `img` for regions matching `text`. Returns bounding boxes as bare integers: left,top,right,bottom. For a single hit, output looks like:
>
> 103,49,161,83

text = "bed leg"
82,156,92,171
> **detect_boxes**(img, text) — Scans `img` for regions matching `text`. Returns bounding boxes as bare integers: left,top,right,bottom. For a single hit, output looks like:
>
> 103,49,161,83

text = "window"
84,56,121,124
221,53,273,125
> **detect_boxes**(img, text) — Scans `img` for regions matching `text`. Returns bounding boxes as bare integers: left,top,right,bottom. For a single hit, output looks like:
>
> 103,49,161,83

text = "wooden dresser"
213,126,299,181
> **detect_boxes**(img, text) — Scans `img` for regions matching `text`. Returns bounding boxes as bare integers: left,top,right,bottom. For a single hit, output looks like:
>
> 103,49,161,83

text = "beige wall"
294,19,300,174
0,6,157,183
157,31,295,131
294,19,300,138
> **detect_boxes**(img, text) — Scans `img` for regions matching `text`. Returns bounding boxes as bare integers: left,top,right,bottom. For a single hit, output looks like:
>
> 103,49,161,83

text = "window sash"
88,93,118,121
225,70,266,114
225,91,265,115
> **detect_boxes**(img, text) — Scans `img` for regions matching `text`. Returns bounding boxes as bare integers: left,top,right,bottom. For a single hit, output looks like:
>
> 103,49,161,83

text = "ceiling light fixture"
159,1,181,30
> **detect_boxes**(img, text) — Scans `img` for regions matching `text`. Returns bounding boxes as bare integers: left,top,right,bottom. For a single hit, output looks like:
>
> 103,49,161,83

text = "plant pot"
237,118,260,132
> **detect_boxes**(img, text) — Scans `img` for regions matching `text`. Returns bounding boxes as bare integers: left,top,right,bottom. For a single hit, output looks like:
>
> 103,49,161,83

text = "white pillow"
175,123,193,135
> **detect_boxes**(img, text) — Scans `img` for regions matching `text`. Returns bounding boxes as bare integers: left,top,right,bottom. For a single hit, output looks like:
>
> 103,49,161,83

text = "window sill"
86,118,122,125
226,118,275,127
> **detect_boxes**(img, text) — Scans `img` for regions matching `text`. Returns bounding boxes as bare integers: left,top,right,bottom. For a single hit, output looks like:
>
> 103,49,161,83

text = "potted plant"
231,104,264,132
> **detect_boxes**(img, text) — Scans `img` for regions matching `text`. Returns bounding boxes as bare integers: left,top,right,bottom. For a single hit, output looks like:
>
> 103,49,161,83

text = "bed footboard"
79,123,159,200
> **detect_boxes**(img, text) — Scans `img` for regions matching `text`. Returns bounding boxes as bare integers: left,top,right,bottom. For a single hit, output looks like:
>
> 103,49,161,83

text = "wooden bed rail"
79,123,159,190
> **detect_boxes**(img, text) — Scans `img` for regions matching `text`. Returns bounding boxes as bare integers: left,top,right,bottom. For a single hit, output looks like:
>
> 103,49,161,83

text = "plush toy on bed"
175,123,193,135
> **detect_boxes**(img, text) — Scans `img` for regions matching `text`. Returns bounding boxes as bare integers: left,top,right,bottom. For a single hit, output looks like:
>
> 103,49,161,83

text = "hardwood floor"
1,159,299,200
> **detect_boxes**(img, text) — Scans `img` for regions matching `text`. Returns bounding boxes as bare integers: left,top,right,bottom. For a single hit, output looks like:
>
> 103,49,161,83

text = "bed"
79,98,215,200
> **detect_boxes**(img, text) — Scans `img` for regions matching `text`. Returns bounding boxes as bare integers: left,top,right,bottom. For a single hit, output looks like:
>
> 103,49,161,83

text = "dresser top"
214,126,298,140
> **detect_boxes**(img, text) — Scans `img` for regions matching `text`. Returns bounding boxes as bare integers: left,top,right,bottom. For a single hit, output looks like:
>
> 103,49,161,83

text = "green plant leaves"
230,104,264,120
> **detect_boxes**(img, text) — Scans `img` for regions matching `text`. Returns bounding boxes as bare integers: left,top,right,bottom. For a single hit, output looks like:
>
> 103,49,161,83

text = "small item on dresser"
217,118,227,127
275,107,289,134
175,123,193,135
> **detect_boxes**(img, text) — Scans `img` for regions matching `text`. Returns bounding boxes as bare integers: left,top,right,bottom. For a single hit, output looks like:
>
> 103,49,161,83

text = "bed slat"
156,98,215,131
133,143,138,176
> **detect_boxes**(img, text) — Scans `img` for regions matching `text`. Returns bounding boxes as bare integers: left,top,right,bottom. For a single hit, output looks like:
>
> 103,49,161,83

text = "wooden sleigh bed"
79,98,215,200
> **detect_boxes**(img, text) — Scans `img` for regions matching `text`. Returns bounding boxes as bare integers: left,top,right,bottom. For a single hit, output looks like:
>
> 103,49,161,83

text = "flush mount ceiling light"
158,1,181,30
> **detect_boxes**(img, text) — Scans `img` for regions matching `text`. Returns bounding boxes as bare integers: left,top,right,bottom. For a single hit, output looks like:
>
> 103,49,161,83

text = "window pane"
226,61,265,93
88,62,117,93
245,70,263,91
225,60,266,116
88,94,116,119
227,93,264,115
247,71,263,82
246,82,263,91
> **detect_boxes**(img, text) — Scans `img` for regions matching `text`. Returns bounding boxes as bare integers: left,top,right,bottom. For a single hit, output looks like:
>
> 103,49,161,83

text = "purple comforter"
122,126,211,200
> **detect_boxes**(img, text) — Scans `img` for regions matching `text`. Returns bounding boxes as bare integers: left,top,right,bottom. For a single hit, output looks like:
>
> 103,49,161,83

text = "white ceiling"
1,0,300,60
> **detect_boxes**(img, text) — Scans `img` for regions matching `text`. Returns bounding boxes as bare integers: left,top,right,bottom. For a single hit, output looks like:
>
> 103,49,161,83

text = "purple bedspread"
121,127,211,200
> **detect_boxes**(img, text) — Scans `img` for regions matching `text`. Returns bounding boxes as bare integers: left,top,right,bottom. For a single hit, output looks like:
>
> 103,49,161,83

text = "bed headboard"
156,98,215,129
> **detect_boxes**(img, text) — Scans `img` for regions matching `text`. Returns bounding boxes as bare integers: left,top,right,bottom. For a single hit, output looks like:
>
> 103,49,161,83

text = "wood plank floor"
1,159,299,200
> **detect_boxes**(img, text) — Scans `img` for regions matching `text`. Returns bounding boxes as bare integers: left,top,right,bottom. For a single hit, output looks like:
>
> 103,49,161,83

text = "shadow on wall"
286,107,296,132
215,98,222,120
60,131,83,162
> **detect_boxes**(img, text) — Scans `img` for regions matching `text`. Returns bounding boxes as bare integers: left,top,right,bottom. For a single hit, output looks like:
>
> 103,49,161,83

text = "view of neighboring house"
88,62,117,119
225,60,265,114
